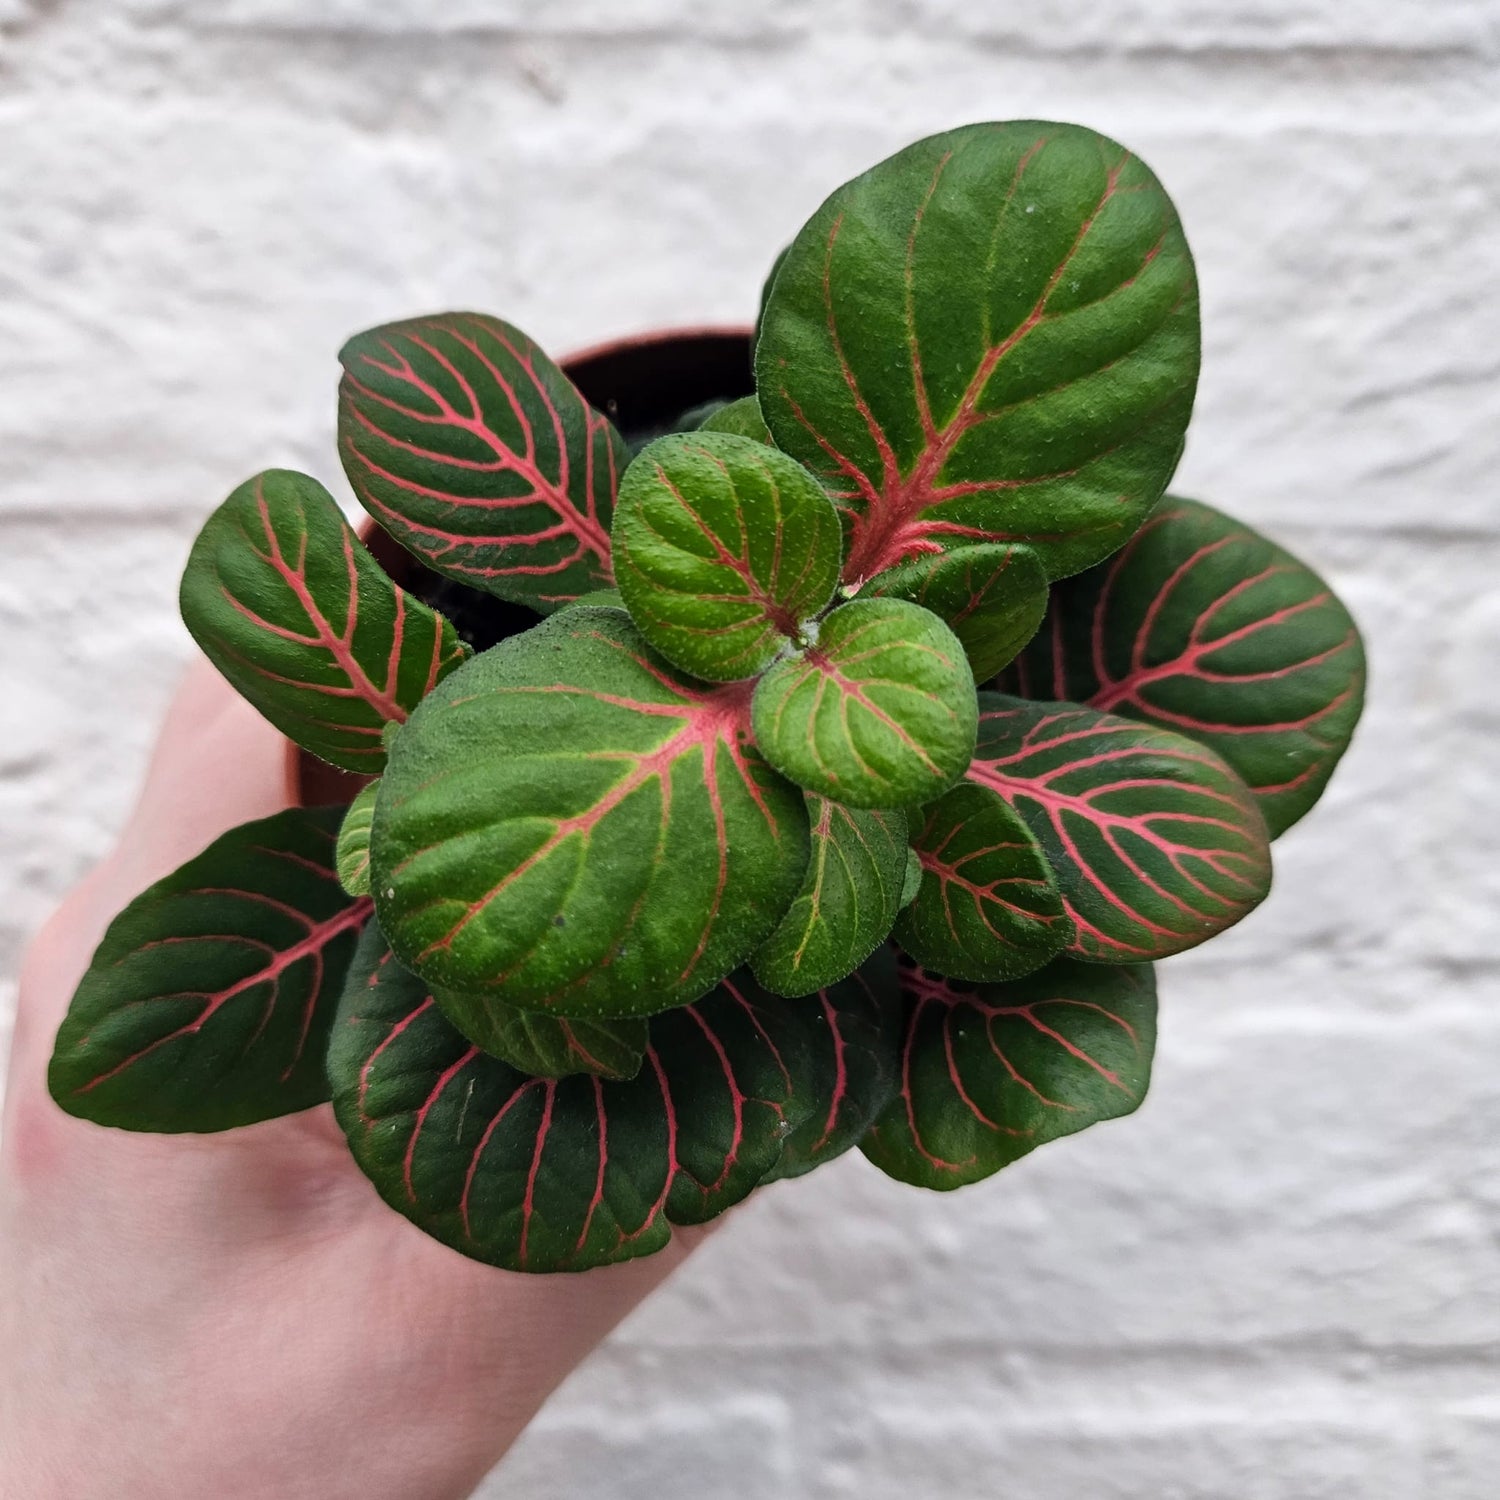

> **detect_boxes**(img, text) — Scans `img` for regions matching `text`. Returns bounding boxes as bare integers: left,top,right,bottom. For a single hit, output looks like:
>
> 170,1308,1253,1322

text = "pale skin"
0,661,709,1499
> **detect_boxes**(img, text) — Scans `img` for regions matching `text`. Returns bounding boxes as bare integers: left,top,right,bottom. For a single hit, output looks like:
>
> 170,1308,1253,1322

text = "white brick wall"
3,3,1495,1494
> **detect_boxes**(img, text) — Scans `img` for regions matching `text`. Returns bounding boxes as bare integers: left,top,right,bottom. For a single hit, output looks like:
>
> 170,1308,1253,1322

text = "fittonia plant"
47,121,1365,1270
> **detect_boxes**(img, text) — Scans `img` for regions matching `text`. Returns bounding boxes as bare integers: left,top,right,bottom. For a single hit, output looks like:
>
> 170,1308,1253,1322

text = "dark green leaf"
751,598,978,808
612,432,842,682
330,929,879,1271
751,798,908,997
336,781,378,896
757,121,1199,584
431,982,647,1081
969,693,1272,962
179,469,468,772
894,780,1071,981
860,543,1049,681
49,808,370,1132
370,608,810,1017
763,943,904,1181
1000,496,1366,837
698,395,773,444
861,956,1155,1189
338,312,628,612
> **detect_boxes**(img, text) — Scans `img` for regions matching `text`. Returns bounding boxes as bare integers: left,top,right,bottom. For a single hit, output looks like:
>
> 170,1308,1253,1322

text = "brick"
479,1392,793,1499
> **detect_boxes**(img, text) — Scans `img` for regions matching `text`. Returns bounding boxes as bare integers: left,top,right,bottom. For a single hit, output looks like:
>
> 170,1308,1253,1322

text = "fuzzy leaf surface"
49,808,370,1132
861,543,1049,681
336,781,378,896
751,798,908,997
698,395,773,444
895,780,1071,981
862,957,1155,1189
1000,496,1366,837
751,598,977,808
757,120,1199,584
431,985,647,1081
338,313,627,612
612,432,842,682
329,930,896,1271
179,470,467,772
969,694,1272,961
371,608,810,1016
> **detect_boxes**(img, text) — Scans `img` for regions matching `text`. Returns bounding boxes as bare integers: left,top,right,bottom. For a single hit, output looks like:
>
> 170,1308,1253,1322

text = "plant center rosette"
48,120,1365,1272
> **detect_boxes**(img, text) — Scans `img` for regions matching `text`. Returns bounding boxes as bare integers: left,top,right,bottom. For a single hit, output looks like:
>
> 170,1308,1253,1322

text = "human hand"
0,660,709,1500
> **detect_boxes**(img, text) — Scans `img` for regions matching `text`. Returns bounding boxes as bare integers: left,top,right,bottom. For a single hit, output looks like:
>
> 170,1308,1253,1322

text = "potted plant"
45,119,1364,1272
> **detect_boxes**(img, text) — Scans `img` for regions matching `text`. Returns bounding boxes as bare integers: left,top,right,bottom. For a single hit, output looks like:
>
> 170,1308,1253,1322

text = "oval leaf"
612,432,843,682
757,120,1200,584
1000,496,1366,837
969,694,1272,962
336,780,378,896
698,395,773,444
861,956,1156,1189
49,807,370,1132
894,780,1072,982
751,597,978,808
431,984,647,1081
338,312,627,612
330,930,882,1271
179,469,468,772
764,943,904,1181
861,543,1049,682
371,608,810,1016
751,798,908,997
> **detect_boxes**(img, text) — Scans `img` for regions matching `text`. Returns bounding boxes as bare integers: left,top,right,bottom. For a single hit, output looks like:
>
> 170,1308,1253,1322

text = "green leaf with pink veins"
998,495,1365,837
750,797,909,997
966,692,1273,962
757,120,1199,585
179,469,468,772
368,607,811,1018
895,779,1072,982
48,807,370,1133
430,982,648,1082
861,956,1156,1190
859,542,1050,682
327,927,901,1271
612,431,843,683
750,597,978,809
338,311,628,612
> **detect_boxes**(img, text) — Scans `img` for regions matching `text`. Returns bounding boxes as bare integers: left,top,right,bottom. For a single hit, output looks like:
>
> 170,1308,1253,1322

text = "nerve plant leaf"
860,543,1050,682
751,598,978,808
329,929,899,1271
763,941,903,1181
1000,496,1366,837
179,469,468,772
751,798,909,997
336,781,378,896
861,956,1156,1190
338,312,628,612
370,608,810,1017
969,694,1272,962
49,807,370,1133
698,395,773,444
431,984,647,1081
894,780,1071,982
612,432,842,682
757,121,1200,584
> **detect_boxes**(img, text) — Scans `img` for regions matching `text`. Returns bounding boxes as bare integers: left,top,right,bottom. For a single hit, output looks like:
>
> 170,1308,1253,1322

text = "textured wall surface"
3,2,1497,1495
